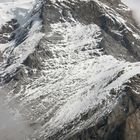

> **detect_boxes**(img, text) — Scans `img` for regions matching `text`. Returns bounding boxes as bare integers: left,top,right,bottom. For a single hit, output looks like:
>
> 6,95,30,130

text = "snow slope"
0,0,43,82
0,0,43,139
25,20,140,138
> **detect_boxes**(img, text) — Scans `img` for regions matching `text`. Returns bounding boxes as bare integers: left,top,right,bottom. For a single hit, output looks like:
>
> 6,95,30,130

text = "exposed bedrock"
43,0,140,62
65,75,140,140
0,19,19,44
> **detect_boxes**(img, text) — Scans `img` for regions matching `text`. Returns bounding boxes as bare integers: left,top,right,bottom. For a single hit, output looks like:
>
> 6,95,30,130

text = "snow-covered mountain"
0,0,140,140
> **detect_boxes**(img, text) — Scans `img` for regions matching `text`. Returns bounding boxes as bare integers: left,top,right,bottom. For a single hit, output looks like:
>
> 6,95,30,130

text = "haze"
122,0,140,26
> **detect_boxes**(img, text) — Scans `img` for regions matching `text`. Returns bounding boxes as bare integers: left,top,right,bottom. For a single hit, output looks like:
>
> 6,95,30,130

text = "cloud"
0,91,32,140
122,0,140,26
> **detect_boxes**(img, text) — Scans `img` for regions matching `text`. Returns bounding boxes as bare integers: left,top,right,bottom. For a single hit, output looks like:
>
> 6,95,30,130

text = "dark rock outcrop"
0,19,19,44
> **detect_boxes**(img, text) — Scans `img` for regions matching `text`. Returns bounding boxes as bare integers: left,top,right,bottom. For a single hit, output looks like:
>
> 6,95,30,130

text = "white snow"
0,1,43,138
15,18,140,136
2,20,43,75
0,0,36,27
40,56,140,135
0,0,43,78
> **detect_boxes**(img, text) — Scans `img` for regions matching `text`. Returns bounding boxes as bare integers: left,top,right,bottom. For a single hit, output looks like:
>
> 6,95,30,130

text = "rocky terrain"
0,0,140,140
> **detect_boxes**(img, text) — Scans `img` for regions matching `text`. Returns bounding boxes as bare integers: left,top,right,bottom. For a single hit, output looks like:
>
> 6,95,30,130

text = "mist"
122,0,140,26
0,90,32,140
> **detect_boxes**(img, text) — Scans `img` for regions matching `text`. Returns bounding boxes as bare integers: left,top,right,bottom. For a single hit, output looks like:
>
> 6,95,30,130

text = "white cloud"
122,0,140,26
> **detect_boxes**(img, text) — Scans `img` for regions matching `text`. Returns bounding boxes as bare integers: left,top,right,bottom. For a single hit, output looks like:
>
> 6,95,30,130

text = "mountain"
0,0,140,140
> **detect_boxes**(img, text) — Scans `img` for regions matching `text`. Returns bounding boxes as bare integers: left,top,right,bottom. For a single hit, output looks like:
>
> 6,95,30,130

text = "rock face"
0,19,19,44
0,0,140,140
